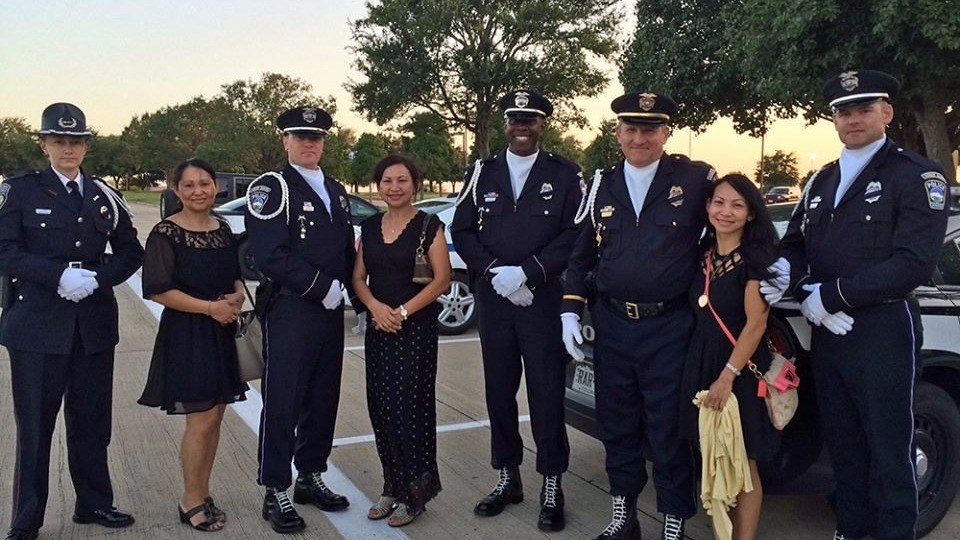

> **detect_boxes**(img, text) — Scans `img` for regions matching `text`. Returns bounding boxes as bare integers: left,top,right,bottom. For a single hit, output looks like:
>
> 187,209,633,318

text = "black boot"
661,514,685,540
537,474,565,531
474,467,523,517
833,532,860,540
262,488,305,534
293,471,350,511
594,495,641,540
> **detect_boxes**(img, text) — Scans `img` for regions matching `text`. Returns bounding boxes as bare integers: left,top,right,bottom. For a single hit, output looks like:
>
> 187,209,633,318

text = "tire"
237,238,261,282
915,382,960,538
436,271,476,335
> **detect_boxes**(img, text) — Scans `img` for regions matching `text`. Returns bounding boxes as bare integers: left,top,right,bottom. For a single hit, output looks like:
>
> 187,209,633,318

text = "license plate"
572,364,595,397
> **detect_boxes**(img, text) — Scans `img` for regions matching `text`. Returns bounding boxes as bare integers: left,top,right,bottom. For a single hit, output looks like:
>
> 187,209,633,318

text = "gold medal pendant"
698,294,708,308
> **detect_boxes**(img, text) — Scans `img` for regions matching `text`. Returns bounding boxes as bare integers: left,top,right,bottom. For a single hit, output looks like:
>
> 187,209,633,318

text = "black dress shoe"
537,474,565,531
72,507,135,528
474,467,523,517
594,495,641,540
293,471,349,511
5,529,38,540
262,488,305,534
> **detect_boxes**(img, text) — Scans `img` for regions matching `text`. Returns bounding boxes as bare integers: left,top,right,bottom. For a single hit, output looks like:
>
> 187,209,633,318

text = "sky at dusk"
2,0,847,176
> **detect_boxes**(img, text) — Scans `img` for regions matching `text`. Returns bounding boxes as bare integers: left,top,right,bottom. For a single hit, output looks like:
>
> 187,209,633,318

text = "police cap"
277,106,333,135
611,91,677,125
500,90,553,119
38,102,92,137
823,70,900,111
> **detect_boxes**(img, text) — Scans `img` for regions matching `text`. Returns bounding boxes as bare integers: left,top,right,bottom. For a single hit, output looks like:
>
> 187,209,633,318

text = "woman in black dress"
138,159,248,532
679,173,779,539
352,155,451,527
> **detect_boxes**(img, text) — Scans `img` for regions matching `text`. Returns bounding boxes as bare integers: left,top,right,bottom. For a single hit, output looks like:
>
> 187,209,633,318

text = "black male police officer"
562,93,714,540
774,70,948,540
0,103,143,540
245,106,361,534
451,90,581,531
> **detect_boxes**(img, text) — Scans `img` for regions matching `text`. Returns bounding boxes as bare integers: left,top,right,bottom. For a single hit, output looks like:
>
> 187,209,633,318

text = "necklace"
385,210,415,234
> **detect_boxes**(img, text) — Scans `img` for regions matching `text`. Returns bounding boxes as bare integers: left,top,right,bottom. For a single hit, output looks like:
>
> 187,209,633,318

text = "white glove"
800,283,829,326
821,311,854,336
58,268,98,302
490,266,526,297
506,284,534,307
351,312,368,335
322,279,343,310
760,257,791,304
561,312,585,361
64,275,99,302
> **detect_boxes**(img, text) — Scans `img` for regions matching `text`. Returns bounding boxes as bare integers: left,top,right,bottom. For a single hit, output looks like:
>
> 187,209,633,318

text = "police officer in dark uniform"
562,92,714,540
451,90,581,531
245,106,362,534
0,103,143,540
775,70,948,540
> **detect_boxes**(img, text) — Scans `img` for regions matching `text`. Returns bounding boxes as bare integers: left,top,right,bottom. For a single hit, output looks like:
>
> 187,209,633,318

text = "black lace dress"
679,248,780,461
138,219,248,414
361,211,442,512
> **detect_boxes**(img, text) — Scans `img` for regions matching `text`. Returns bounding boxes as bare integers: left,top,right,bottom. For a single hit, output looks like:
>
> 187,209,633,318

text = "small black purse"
412,214,433,285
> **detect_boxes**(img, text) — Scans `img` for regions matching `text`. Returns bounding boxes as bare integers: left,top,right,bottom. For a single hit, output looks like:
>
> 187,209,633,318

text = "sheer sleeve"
142,223,178,298
427,213,445,242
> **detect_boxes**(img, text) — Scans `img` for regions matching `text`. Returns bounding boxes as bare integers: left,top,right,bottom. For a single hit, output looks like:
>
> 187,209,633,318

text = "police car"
564,203,960,538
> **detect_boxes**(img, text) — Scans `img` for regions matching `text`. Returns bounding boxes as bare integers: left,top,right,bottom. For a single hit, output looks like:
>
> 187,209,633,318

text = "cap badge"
668,185,684,207
58,117,77,129
302,108,317,123
638,93,657,111
540,182,554,200
514,92,530,108
839,71,859,92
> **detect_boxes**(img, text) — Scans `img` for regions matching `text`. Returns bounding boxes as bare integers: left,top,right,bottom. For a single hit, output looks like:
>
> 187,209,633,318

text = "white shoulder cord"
92,179,126,230
574,169,603,227
799,166,823,215
246,171,290,224
455,159,483,207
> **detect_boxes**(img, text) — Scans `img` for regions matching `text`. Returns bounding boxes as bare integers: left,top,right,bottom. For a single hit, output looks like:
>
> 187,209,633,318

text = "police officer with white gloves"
775,70,949,540
0,103,143,540
451,90,582,532
562,92,714,540
245,107,362,534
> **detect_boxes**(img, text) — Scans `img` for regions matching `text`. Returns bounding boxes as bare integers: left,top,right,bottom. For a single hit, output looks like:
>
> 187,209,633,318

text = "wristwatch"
399,304,408,320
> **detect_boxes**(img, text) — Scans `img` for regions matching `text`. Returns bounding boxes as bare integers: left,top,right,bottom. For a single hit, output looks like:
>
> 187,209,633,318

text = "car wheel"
237,238,261,282
915,382,960,538
437,271,476,335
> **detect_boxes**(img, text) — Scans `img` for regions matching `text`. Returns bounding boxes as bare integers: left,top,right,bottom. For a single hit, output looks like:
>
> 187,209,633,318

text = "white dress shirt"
291,163,331,214
623,159,660,217
506,150,539,201
835,136,886,206
53,167,84,195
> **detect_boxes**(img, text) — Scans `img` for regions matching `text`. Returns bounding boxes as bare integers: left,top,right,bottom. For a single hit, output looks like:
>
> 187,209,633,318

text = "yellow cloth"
693,390,753,540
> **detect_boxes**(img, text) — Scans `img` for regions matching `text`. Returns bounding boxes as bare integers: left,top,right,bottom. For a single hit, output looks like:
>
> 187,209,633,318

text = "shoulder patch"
923,175,947,211
0,183,11,211
246,171,289,221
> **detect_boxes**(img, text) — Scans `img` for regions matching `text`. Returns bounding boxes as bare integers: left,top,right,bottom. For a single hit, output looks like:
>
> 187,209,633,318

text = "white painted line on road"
126,274,409,540
344,335,480,352
332,415,532,448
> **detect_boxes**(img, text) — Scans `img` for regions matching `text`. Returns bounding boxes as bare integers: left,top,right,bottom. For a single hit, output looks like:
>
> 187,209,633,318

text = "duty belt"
601,294,685,320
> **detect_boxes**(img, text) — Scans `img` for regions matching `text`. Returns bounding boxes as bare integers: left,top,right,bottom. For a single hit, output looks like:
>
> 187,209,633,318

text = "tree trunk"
915,92,957,185
474,103,494,159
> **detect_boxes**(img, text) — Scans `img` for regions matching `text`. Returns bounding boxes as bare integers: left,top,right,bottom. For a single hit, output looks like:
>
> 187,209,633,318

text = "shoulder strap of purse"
417,211,431,252
703,250,764,379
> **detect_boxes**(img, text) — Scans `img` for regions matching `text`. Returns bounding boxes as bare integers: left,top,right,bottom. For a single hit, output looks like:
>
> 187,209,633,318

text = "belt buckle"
68,261,83,269
625,301,640,320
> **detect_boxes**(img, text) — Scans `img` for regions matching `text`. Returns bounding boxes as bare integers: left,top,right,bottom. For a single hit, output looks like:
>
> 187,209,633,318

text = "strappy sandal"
179,501,225,532
367,496,396,520
204,497,226,522
387,503,424,527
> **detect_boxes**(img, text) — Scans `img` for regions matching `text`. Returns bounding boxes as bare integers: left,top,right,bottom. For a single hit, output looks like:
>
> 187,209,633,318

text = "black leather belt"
67,261,100,270
601,294,685,320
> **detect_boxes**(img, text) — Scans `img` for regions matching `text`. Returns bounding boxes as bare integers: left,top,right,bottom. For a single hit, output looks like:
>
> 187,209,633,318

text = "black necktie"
67,180,83,213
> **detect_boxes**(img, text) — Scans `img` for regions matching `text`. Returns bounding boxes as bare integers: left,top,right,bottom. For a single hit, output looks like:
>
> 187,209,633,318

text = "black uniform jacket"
561,155,714,317
0,167,144,355
451,149,582,288
780,138,949,313
245,163,358,305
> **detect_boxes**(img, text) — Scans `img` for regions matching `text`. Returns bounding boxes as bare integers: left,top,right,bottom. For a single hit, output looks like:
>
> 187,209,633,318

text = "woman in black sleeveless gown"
352,155,451,527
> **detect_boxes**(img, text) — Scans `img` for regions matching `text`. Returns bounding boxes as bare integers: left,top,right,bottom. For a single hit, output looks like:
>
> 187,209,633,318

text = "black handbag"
412,214,434,285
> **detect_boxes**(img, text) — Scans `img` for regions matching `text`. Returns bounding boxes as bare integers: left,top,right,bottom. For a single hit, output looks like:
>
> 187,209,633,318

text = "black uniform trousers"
811,299,921,540
8,324,115,531
475,278,570,475
257,295,345,489
592,300,697,518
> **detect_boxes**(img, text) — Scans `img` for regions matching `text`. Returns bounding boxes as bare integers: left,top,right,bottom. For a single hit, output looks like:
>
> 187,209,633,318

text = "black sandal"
204,497,226,521
179,502,225,532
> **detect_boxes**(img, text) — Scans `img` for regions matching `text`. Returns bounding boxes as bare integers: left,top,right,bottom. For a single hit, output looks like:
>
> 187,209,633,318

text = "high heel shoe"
387,503,424,527
367,496,396,520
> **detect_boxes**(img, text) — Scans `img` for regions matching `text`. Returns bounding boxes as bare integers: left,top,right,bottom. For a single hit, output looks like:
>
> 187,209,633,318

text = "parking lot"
0,201,957,539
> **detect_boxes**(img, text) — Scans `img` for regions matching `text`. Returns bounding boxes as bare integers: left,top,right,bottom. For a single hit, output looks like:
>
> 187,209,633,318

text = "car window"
936,236,960,286
349,197,380,223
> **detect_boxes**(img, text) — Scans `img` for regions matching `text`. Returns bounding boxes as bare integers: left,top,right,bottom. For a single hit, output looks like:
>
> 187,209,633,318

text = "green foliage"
323,128,358,184
755,150,799,190
0,117,45,176
348,133,390,190
400,112,460,192
487,115,583,164
348,0,622,157
582,119,620,174
82,134,140,189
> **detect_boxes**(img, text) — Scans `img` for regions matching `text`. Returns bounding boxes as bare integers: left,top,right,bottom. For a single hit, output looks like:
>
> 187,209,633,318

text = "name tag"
35,208,52,215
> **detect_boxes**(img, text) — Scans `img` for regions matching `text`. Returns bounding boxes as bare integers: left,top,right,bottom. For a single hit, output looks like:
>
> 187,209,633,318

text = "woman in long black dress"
679,173,779,539
352,155,451,527
138,158,248,532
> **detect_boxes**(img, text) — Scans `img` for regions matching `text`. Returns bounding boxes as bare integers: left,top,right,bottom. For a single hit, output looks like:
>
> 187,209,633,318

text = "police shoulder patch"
0,183,11,211
922,173,947,211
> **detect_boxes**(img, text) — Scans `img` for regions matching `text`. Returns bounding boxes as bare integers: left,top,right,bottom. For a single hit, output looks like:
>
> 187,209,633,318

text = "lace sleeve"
142,223,178,298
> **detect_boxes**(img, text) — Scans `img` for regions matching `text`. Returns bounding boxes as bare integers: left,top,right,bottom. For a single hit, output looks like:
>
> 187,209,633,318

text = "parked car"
764,185,801,204
564,208,960,538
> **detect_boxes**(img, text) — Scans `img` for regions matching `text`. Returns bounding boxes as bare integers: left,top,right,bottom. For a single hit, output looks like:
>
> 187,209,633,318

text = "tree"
348,0,622,158
0,117,44,176
323,128,358,186
401,113,459,193
755,150,800,191
621,0,960,182
348,133,389,191
83,134,140,189
582,119,620,174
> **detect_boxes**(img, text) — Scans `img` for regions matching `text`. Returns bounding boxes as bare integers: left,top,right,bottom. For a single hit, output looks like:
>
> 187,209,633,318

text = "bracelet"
725,362,742,376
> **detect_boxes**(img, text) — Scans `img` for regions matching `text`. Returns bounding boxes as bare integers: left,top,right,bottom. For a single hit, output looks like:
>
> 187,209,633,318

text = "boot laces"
307,471,334,495
834,533,848,540
600,495,629,535
663,514,684,540
542,475,559,508
492,468,512,495
273,490,295,514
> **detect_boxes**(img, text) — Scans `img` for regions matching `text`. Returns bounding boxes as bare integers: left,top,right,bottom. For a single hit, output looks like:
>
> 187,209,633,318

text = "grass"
120,190,163,206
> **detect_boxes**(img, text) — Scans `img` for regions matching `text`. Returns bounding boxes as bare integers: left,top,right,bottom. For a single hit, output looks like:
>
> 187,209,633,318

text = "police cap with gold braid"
611,91,677,126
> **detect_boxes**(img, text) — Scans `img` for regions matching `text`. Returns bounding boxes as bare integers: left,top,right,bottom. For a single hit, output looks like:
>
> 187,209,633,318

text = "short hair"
371,154,423,190
172,158,217,187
